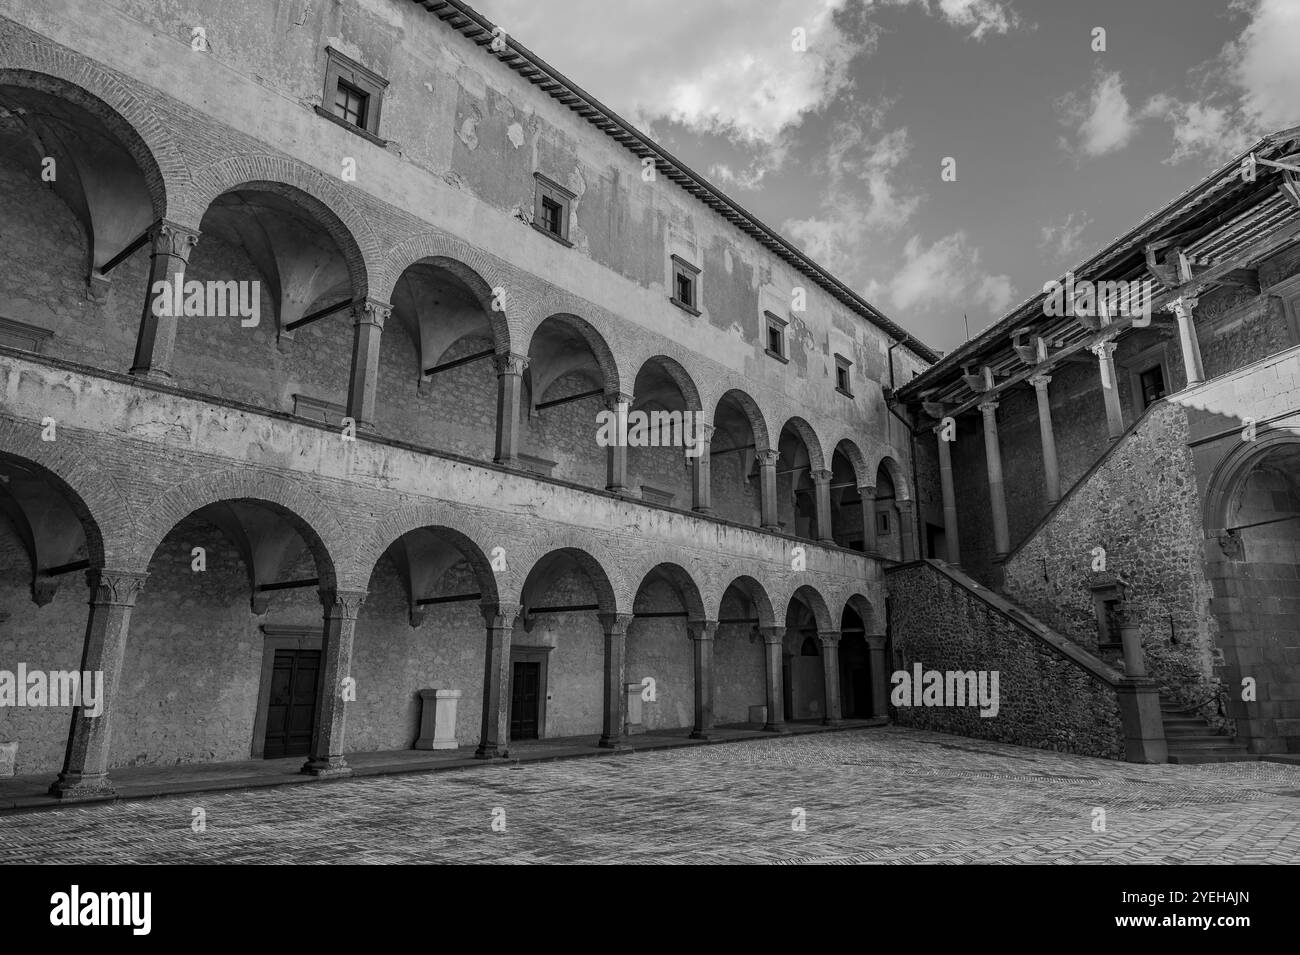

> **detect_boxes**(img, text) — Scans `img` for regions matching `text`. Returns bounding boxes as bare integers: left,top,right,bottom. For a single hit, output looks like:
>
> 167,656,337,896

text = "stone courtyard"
2,728,1297,864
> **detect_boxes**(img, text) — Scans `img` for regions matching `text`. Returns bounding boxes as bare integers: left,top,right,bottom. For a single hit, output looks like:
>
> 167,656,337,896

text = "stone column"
1029,373,1062,506
818,630,843,724
811,468,834,543
758,449,780,529
935,427,961,563
897,500,916,561
346,299,390,433
863,633,889,719
604,393,632,494
476,601,519,759
688,619,717,739
1119,611,1146,678
493,354,529,468
759,626,787,732
1173,296,1205,387
302,588,366,777
1091,341,1125,440
979,400,1011,559
691,424,714,514
859,484,877,553
129,220,200,380
597,613,633,747
49,569,148,801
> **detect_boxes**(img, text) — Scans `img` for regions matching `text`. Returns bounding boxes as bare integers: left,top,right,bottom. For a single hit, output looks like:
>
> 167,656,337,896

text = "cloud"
1142,95,1254,164
881,0,1022,39
884,232,1015,315
1225,0,1300,130
1038,211,1092,262
1057,70,1137,158
782,101,921,275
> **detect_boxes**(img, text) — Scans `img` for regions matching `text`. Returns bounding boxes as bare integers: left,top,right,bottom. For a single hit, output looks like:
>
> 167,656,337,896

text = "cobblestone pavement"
2,727,1299,864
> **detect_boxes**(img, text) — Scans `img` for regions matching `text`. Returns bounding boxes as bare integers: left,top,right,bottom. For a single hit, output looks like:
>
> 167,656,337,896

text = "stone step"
1166,735,1243,747
1167,751,1256,765
1165,724,1220,736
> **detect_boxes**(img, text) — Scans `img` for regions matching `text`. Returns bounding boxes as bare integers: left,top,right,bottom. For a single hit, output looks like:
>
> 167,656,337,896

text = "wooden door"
263,649,320,758
509,661,540,740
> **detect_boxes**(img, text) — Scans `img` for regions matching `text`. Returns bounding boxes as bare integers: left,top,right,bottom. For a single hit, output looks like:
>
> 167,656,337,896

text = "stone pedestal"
748,704,768,726
0,741,16,777
624,682,645,735
414,688,462,750
1116,678,1167,764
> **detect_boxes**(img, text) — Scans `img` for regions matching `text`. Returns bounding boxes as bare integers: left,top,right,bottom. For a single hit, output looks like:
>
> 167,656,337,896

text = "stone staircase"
1161,695,1251,764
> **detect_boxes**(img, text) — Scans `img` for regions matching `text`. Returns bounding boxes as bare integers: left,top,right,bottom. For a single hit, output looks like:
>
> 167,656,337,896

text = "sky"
473,0,1300,354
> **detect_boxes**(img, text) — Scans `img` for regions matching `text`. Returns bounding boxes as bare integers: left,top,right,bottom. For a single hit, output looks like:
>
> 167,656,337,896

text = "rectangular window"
533,173,574,245
670,255,702,315
319,47,388,141
1139,364,1166,406
877,511,890,534
834,354,853,397
765,311,789,362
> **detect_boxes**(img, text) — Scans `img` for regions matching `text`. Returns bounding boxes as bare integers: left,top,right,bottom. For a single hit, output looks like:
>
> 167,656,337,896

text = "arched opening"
523,315,616,489
840,598,873,719
516,548,616,739
831,441,866,549
0,453,104,777
716,576,774,727
710,390,766,526
180,184,360,412
378,257,503,459
777,419,821,540
115,498,336,766
628,563,705,732
783,587,830,721
874,458,903,560
1207,438,1300,753
352,526,499,753
626,357,700,509
0,77,160,372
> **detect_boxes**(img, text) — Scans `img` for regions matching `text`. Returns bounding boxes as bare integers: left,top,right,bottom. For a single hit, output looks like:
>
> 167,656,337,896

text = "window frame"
670,255,702,316
764,311,789,363
1120,340,1171,414
834,353,854,397
317,47,389,145
532,173,575,246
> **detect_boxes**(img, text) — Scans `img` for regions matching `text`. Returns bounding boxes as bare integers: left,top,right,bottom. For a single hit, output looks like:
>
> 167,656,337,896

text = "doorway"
510,660,541,740
262,648,320,759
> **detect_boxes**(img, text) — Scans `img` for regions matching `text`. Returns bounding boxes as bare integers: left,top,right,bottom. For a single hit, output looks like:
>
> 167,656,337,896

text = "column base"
48,772,117,802
762,722,787,733
474,744,508,759
822,718,844,726
689,729,713,740
693,506,713,516
761,523,780,531
597,735,624,749
300,756,352,778
494,455,520,469
127,366,171,381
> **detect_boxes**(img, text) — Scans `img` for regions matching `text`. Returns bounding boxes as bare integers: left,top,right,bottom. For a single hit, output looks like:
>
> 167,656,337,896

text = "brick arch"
713,387,772,452
0,418,136,569
520,290,626,393
359,503,503,604
136,469,349,588
0,64,182,220
1203,431,1300,532
186,155,382,297
375,233,517,353
630,560,707,620
777,415,826,472
829,436,870,486
872,450,910,499
526,311,624,397
785,583,834,633
631,354,703,412
717,574,777,630
513,534,630,615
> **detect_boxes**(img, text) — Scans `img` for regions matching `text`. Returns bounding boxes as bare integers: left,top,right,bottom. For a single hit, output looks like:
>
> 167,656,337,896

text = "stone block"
748,704,767,726
0,741,15,777
414,689,461,750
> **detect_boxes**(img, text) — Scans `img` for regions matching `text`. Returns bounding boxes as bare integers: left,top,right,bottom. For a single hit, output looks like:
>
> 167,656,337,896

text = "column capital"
816,629,841,648
1028,373,1052,390
694,422,715,442
757,448,780,466
352,298,391,328
603,391,633,411
597,611,635,636
810,467,832,484
491,352,529,377
1172,295,1198,318
1089,340,1118,360
151,219,201,260
687,619,718,641
481,601,522,628
896,499,914,514
85,569,148,607
862,632,887,650
859,483,876,499
758,625,785,646
319,588,368,620
978,400,999,417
